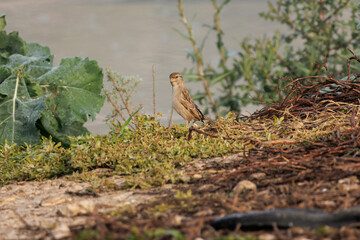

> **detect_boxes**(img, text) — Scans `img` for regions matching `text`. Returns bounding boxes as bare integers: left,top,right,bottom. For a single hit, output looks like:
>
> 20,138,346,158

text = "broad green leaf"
6,50,51,94
7,53,53,78
25,42,52,58
38,111,72,146
6,31,26,56
0,30,26,65
0,17,105,145
0,65,11,84
0,31,7,49
7,54,52,68
0,96,45,144
0,15,6,31
0,72,45,144
5,53,52,98
37,57,104,137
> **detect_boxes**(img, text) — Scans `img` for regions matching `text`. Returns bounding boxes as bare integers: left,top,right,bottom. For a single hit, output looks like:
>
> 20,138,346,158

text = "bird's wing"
179,88,205,121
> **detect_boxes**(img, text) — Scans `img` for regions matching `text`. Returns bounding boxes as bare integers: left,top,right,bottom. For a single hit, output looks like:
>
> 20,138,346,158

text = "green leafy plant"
177,0,360,115
0,15,104,145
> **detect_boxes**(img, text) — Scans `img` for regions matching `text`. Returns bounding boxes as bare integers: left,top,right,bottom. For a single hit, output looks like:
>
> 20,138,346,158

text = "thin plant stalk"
11,69,21,144
105,69,142,131
212,0,235,109
212,0,230,67
108,72,133,118
168,105,174,128
105,93,135,131
177,0,216,110
152,65,156,115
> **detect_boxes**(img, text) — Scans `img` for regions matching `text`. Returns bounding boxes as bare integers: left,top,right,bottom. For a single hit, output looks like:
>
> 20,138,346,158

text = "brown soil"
68,146,360,239
3,147,360,239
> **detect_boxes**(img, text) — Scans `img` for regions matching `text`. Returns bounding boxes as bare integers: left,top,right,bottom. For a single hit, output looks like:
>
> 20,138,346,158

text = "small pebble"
233,180,257,192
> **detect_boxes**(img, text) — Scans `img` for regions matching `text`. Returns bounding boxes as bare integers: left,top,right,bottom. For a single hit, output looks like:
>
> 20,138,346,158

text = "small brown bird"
170,72,205,127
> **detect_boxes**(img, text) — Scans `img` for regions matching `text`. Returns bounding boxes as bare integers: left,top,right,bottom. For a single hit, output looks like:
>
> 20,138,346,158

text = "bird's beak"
170,77,177,83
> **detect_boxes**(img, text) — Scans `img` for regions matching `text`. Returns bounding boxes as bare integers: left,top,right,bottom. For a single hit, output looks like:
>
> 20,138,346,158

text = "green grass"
0,108,353,188
0,114,244,188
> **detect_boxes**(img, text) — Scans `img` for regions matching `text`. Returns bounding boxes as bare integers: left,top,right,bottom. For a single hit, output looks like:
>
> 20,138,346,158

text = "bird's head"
169,72,183,86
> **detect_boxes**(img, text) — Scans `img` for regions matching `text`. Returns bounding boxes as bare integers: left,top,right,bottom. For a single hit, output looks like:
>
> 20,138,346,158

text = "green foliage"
0,114,244,188
0,69,46,144
0,15,104,145
0,138,73,183
178,0,360,115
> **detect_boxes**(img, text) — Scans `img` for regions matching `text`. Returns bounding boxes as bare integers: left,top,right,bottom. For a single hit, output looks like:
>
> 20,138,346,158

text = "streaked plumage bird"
169,72,205,127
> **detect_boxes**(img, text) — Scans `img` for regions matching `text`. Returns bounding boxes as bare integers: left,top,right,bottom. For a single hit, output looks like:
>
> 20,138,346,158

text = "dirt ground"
2,139,360,239
70,142,360,240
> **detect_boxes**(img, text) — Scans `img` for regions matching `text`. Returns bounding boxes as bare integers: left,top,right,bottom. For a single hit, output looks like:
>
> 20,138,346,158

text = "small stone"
259,233,276,240
338,176,359,184
194,208,214,217
51,222,71,240
256,189,271,202
0,195,18,207
70,184,86,192
338,176,360,192
291,226,305,234
171,214,184,226
161,184,174,190
40,195,70,207
293,237,311,240
111,192,133,202
321,200,336,208
233,180,257,193
109,176,126,188
192,174,202,180
250,172,266,180
69,217,88,232
291,122,304,129
180,175,191,183
297,181,310,187
58,200,95,217
198,184,216,192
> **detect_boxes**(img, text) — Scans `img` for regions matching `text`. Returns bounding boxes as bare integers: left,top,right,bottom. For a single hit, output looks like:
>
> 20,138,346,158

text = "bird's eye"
175,75,179,78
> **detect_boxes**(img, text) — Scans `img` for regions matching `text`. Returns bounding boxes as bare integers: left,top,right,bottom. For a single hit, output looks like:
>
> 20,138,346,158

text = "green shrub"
177,0,360,116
